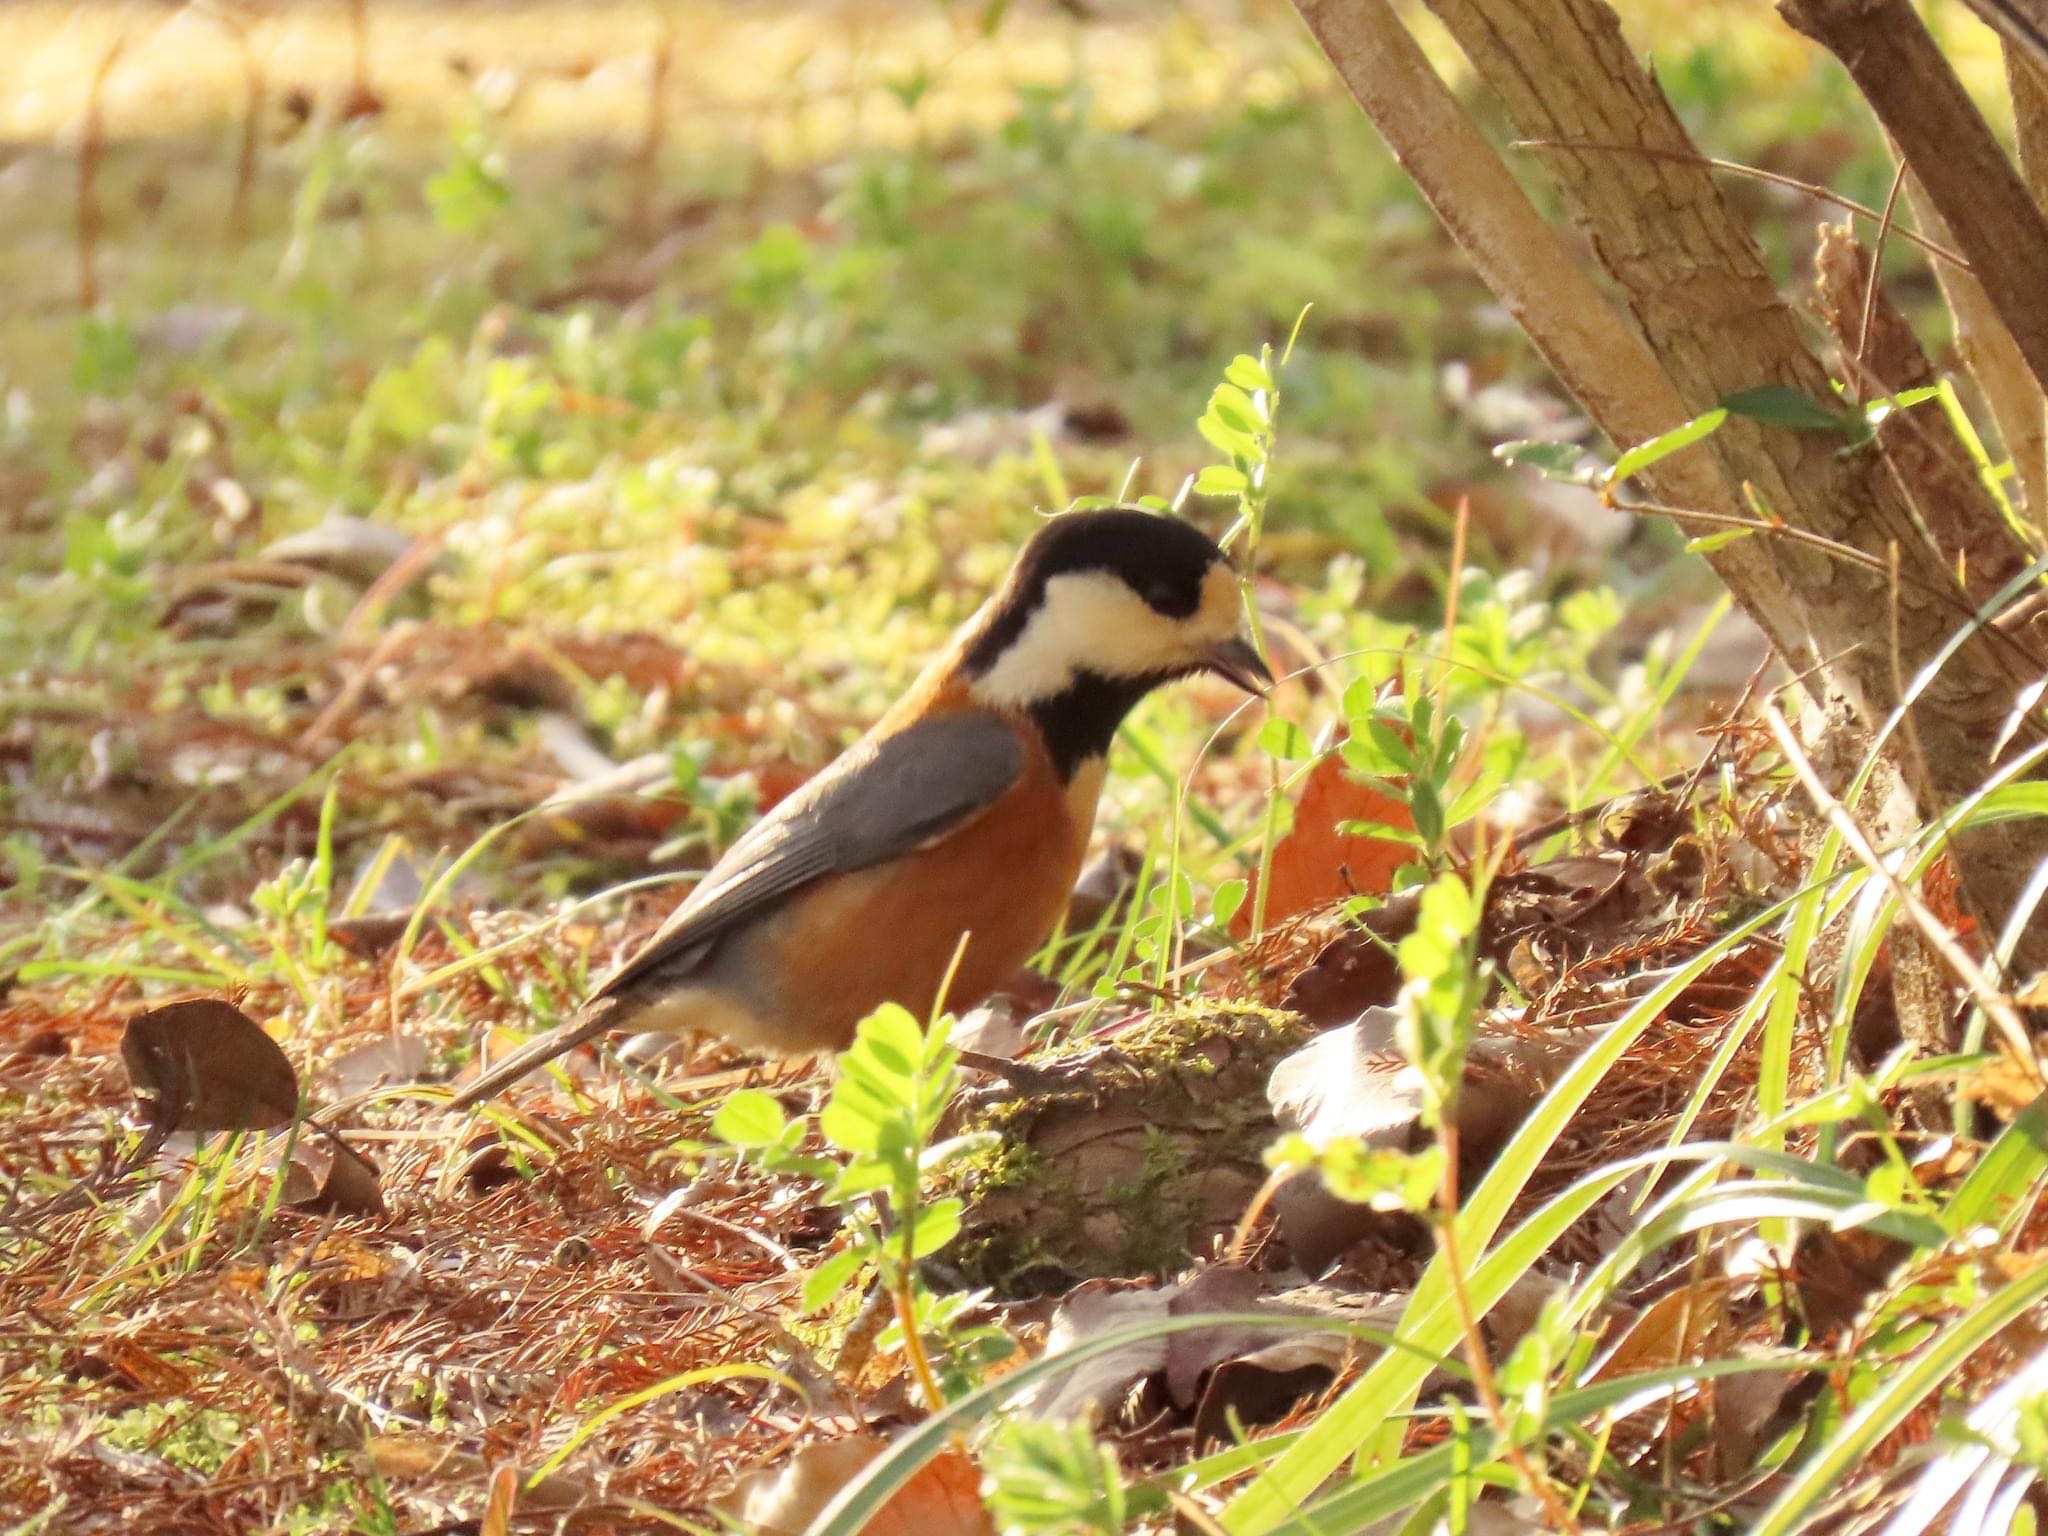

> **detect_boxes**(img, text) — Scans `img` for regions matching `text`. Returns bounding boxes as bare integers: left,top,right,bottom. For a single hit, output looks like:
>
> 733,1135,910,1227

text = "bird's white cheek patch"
971,571,1194,707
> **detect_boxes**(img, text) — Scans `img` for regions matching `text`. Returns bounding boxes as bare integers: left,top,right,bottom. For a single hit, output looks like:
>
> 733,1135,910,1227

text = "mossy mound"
946,1003,1313,1296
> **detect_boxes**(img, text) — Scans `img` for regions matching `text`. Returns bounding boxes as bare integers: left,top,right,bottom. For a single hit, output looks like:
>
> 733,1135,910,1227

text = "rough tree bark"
1289,0,2048,980
2005,45,2048,521
1781,0,2048,396
1962,0,2048,73
1899,176,2048,527
1811,225,2026,609
1780,0,2048,529
1270,2,1799,649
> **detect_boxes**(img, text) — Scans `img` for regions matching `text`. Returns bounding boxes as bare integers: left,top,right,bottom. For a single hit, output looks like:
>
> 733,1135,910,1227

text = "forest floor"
0,3,2032,1533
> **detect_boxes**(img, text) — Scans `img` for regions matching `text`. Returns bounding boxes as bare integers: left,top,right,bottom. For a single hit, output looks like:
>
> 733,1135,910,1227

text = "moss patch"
948,1002,1312,1295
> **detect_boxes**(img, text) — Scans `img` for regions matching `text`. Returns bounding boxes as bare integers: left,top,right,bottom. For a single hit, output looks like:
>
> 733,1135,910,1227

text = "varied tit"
450,507,1269,1108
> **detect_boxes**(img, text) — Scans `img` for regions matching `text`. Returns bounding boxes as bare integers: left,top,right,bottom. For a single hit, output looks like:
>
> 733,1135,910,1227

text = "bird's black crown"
964,508,1227,674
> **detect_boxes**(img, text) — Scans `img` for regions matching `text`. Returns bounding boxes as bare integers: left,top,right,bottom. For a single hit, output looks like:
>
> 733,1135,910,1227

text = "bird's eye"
1142,581,1178,611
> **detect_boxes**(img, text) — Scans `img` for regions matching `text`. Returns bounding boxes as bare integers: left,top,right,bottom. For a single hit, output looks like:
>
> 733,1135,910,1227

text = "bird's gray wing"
589,709,1025,1002
446,711,1023,1108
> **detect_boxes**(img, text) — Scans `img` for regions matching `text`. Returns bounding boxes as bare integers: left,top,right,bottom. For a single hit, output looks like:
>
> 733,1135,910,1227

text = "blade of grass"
1748,1255,2048,1536
1219,895,1796,1532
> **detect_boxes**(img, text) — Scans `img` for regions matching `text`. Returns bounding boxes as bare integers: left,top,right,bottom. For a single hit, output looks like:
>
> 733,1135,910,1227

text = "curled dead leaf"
260,515,417,586
1264,1012,1562,1272
1013,1266,1337,1425
280,1133,386,1216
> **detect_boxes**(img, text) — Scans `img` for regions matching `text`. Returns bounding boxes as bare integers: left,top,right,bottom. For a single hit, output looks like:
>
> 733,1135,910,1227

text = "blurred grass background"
0,0,2011,915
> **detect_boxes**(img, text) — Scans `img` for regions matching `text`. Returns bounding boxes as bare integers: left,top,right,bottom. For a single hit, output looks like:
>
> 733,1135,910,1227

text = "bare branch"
1781,0,2048,400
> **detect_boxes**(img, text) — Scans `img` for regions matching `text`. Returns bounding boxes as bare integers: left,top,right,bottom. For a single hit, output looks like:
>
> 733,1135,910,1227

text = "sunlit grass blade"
1219,898,1793,1532
1261,1355,1813,1536
803,1311,1439,1536
1749,1256,2048,1536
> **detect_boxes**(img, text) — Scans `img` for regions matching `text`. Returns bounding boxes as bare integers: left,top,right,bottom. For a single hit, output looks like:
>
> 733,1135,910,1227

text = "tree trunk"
1290,0,2048,978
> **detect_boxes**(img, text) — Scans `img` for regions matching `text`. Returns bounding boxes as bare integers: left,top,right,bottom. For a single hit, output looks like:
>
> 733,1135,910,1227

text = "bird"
449,507,1270,1108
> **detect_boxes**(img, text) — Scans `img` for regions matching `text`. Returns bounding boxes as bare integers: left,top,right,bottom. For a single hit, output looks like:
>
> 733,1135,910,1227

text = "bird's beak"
1200,635,1274,695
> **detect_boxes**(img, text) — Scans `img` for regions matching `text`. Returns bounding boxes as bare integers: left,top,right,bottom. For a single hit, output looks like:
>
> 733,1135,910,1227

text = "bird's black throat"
1029,668,1177,781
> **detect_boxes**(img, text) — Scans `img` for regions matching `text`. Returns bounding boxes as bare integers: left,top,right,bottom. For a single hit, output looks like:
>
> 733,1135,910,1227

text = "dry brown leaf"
1960,1044,2046,1117
1793,1227,1910,1337
364,1436,587,1510
321,1033,430,1094
96,1341,195,1395
120,998,299,1133
1236,752,1413,936
1593,1279,1730,1382
720,1436,995,1536
304,1236,397,1283
1266,1013,1561,1273
479,1462,517,1536
1281,894,1419,1025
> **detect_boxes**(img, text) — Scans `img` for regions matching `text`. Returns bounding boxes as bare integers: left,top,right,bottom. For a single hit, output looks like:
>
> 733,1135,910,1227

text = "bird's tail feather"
446,993,633,1109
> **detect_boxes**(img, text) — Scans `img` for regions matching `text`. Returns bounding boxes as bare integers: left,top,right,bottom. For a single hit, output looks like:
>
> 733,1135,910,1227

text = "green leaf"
917,1010,956,1071
802,1247,869,1312
1194,464,1248,497
1747,1255,2048,1535
1364,717,1415,772
907,1197,963,1258
1216,921,1778,1532
1210,383,1265,435
1321,1142,1444,1212
819,1089,886,1155
1608,408,1729,484
1864,384,1941,424
1335,817,1420,847
1721,385,1849,434
1947,1090,2048,1232
1212,878,1247,929
855,1003,923,1072
1408,779,1444,850
1197,409,1256,460
826,1160,895,1200
862,1036,917,1080
1225,353,1274,392
1338,739,1400,782
1261,1357,1808,1536
1686,525,1759,555
712,1089,787,1148
1493,439,1590,481
806,1313,1414,1536
1558,587,1622,638
1257,719,1310,760
1340,675,1382,724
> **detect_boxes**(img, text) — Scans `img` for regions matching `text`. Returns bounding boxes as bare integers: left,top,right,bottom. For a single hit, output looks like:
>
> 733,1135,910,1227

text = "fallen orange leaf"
721,1435,995,1536
1236,751,1414,936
